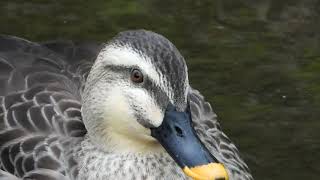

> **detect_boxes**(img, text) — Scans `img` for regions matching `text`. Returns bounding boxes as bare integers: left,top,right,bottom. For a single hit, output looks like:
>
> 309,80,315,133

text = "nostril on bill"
174,126,183,137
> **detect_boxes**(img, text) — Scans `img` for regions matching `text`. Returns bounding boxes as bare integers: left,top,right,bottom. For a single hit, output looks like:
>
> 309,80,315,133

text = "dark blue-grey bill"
150,103,229,179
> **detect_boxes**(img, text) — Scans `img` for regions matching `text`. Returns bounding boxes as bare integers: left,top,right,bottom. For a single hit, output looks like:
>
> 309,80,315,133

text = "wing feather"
0,35,97,179
0,170,19,180
189,88,253,180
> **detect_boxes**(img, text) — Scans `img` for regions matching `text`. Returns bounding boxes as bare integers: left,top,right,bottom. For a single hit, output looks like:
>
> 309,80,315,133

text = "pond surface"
0,0,319,179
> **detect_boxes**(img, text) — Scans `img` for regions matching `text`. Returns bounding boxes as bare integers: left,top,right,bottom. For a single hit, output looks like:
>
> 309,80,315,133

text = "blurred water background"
0,0,319,179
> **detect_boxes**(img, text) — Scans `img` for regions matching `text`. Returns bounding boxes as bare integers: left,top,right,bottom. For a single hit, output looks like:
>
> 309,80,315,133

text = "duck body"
0,30,253,180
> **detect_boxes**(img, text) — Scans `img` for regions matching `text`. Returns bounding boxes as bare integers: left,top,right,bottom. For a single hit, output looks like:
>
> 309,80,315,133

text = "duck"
0,30,253,180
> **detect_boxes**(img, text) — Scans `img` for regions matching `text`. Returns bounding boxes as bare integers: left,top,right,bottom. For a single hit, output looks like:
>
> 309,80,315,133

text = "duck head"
82,30,228,180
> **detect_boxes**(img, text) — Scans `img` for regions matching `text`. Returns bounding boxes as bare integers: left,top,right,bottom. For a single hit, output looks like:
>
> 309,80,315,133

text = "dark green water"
0,0,319,179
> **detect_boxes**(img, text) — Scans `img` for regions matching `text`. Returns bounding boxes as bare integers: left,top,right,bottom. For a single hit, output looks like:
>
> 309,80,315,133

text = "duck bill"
151,103,229,180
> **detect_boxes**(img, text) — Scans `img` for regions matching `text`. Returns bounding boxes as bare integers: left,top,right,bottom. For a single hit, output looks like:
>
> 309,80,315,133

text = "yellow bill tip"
183,163,229,180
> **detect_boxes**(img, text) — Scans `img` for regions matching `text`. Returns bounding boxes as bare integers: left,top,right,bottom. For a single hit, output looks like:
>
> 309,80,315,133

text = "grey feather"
0,170,20,180
189,88,252,179
0,35,88,179
0,32,252,180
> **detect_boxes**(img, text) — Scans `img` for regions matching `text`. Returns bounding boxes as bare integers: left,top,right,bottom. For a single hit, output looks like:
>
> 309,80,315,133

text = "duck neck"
75,136,187,180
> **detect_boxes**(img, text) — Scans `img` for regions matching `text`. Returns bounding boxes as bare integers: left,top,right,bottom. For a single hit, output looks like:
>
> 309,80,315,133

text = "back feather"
0,36,100,179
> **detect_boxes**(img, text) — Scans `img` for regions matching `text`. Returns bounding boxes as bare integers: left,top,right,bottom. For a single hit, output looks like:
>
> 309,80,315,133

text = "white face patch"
125,87,164,127
100,86,164,153
97,45,174,102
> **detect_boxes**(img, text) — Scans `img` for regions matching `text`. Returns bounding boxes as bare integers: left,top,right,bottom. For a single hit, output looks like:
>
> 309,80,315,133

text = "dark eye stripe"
104,64,170,109
142,77,169,111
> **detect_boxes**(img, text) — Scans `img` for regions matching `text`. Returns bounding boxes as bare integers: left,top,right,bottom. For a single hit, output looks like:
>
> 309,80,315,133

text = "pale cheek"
145,102,163,127
128,89,164,127
102,88,148,134
100,88,163,153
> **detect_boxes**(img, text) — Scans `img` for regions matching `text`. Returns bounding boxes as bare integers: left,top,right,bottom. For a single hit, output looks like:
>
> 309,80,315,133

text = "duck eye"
131,69,143,83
